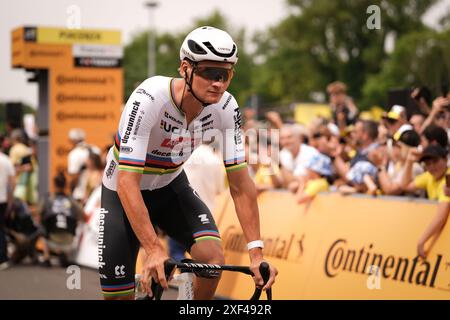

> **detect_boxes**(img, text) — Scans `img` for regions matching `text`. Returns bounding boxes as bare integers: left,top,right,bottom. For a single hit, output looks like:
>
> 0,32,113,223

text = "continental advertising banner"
49,67,122,178
215,192,450,299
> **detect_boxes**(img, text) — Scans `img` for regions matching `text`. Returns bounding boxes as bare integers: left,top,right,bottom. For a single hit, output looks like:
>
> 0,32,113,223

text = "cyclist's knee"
191,241,225,265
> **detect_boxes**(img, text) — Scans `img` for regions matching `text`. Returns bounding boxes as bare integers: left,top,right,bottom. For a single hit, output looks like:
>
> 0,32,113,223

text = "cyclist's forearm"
229,176,261,245
117,176,161,254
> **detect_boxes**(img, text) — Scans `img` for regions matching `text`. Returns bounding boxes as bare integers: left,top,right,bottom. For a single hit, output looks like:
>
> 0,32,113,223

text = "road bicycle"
136,258,272,300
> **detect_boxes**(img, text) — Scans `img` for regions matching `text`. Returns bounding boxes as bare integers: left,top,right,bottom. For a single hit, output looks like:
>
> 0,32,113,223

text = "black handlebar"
138,259,272,300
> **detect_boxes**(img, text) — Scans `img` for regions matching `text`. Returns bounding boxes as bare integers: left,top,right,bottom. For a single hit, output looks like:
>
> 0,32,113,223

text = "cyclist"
99,26,278,300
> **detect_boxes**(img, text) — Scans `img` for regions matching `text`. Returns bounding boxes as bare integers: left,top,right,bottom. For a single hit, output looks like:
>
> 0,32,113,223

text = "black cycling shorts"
98,170,221,297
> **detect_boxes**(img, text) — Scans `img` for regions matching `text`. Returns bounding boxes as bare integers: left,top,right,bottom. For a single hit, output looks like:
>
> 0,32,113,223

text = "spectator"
382,105,408,137
265,111,284,130
252,137,283,193
410,114,426,134
0,143,15,271
411,86,432,116
39,172,84,267
279,124,318,188
67,128,100,202
370,125,423,195
400,145,450,258
8,130,35,205
5,198,41,266
77,152,104,205
333,120,379,179
419,95,450,134
242,107,258,131
294,126,334,204
422,124,448,150
326,81,358,132
8,129,30,168
334,120,379,195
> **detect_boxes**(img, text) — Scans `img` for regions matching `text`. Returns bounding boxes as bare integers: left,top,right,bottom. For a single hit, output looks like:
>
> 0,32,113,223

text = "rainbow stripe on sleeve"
224,157,247,172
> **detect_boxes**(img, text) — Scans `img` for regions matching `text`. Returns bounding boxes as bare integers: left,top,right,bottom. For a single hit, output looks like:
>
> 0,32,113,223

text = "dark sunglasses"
195,66,234,82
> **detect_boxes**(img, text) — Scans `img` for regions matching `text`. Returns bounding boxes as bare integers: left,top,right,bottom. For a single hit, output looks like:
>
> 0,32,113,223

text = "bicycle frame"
136,259,272,300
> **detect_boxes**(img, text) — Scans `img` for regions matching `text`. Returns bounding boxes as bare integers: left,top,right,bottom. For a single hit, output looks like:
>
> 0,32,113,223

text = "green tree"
252,0,438,108
362,28,450,107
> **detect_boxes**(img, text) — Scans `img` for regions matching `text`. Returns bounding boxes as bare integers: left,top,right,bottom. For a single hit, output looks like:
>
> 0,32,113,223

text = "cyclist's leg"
99,185,140,300
153,171,224,300
190,239,225,300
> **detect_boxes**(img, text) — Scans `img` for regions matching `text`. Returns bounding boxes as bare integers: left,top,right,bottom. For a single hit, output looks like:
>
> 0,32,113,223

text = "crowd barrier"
215,191,450,299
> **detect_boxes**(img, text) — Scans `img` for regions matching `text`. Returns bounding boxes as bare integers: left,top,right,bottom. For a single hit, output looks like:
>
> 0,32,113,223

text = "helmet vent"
202,42,236,58
187,40,207,55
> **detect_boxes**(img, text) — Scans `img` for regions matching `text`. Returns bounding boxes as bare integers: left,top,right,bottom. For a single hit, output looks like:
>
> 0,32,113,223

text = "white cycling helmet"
180,26,238,64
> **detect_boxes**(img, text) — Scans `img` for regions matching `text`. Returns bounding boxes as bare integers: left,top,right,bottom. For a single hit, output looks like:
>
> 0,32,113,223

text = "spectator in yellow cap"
401,144,450,258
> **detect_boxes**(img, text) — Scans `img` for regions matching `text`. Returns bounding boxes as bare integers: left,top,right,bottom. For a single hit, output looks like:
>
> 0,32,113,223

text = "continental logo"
221,225,303,260
56,111,113,121
56,75,110,86
56,94,113,104
122,100,140,144
325,239,448,289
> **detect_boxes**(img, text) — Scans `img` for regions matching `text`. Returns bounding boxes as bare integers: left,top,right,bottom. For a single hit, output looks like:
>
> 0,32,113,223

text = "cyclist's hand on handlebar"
249,249,278,291
141,243,170,297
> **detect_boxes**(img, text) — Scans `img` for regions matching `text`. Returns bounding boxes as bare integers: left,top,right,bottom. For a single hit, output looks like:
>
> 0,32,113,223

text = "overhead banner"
215,192,450,299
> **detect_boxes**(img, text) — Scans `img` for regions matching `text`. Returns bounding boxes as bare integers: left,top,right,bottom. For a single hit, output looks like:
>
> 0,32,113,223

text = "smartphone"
446,174,450,188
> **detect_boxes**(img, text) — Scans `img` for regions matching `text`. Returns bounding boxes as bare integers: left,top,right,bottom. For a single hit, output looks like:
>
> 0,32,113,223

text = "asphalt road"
0,262,178,300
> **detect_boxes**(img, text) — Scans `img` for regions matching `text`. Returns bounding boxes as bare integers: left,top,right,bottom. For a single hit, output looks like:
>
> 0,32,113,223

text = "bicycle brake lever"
250,262,272,300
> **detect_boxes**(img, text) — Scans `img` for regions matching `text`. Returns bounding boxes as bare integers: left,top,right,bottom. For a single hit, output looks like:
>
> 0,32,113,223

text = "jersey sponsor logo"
222,94,232,110
161,137,198,149
120,146,133,153
151,148,186,158
164,111,183,126
200,113,212,122
136,88,155,101
98,208,108,269
160,119,181,134
198,214,210,225
233,107,243,145
133,110,145,136
106,160,117,179
202,120,213,128
121,101,140,144
114,265,126,278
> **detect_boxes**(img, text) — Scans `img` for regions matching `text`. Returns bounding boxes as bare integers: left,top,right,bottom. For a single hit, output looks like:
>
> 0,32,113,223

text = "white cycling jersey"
102,76,246,191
